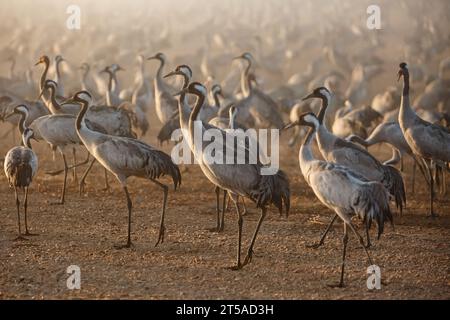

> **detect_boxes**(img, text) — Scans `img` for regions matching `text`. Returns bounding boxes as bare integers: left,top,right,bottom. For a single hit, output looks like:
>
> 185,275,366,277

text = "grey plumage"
70,90,181,248
4,124,38,239
285,112,392,287
398,62,450,217
181,82,290,269
306,87,406,215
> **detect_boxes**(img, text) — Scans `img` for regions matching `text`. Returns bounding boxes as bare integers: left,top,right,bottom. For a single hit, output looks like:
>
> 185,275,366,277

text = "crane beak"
301,92,315,101
282,122,296,131
34,60,42,66
60,97,74,106
397,70,403,82
147,55,158,61
163,71,181,78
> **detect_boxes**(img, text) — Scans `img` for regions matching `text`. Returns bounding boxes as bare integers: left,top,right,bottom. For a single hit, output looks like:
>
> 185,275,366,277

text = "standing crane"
284,112,393,287
397,62,450,217
306,87,406,214
178,82,290,269
4,110,39,240
148,53,178,125
68,90,181,248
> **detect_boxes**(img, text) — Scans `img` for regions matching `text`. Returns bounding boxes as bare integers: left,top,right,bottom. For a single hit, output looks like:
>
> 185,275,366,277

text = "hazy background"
0,0,449,97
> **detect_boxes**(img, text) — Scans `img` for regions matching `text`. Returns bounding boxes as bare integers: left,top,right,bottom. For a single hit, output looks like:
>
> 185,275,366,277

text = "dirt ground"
0,120,449,300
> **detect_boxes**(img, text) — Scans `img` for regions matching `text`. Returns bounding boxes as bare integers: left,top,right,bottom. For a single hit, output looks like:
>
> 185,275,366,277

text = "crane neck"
213,91,221,108
299,126,316,173
23,134,32,149
179,73,191,115
111,72,119,94
47,86,63,114
17,110,28,136
229,110,236,129
156,57,165,81
240,61,252,97
76,100,90,131
246,74,254,96
317,96,329,125
188,92,206,139
55,60,62,82
300,117,320,166
402,70,410,97
39,60,50,92
399,69,415,126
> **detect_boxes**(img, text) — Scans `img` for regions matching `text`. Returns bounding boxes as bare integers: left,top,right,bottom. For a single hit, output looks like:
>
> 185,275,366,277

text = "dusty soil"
0,121,449,300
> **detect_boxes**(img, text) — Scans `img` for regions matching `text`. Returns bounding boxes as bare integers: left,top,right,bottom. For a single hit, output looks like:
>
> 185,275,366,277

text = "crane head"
164,65,192,80
174,82,207,98
283,112,318,131
4,104,29,120
302,87,331,101
35,55,49,66
62,90,93,106
211,84,223,98
147,52,166,62
398,62,408,81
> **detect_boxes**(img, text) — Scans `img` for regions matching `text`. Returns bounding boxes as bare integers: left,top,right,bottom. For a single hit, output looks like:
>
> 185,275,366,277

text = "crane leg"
242,206,267,266
150,179,168,247
52,153,68,205
241,197,247,216
46,152,90,176
411,157,416,193
103,169,110,191
348,222,374,266
306,214,337,249
328,223,348,288
23,186,37,236
72,148,78,184
209,186,221,232
115,186,133,249
79,158,96,195
229,194,243,270
427,162,438,218
219,189,227,232
417,156,431,187
13,187,26,241
365,220,372,248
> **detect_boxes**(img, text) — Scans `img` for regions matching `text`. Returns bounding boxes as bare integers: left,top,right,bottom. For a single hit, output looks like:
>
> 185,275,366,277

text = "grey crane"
163,65,231,232
397,62,450,217
230,56,284,129
69,90,181,248
307,87,406,212
148,53,178,125
4,120,39,240
300,87,404,247
34,55,52,109
178,81,289,269
284,112,392,287
101,64,125,107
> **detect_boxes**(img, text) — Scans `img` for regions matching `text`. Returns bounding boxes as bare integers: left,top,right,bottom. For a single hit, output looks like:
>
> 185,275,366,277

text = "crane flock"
1,1,449,288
